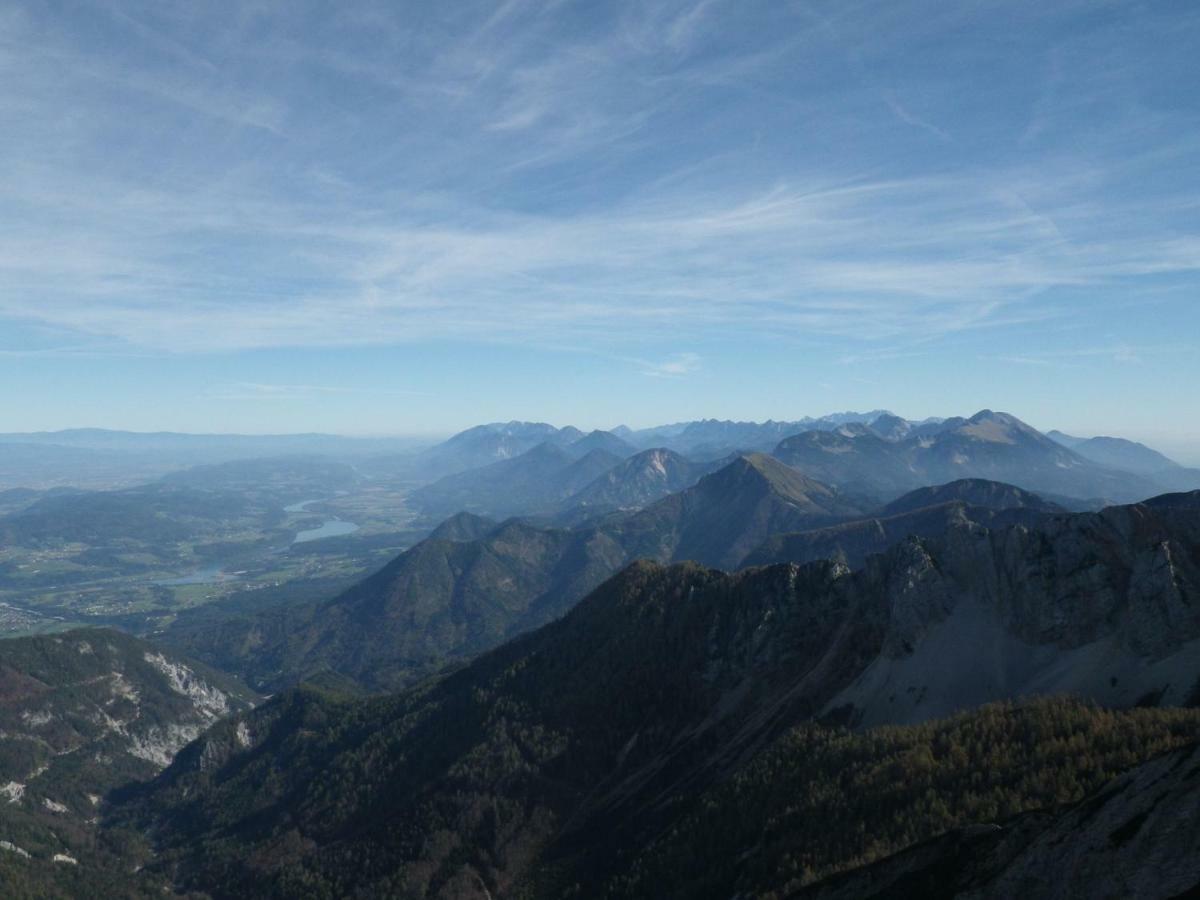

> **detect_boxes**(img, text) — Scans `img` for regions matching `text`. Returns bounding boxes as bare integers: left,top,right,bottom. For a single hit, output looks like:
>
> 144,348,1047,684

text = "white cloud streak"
640,353,701,378
0,0,1196,355
203,382,425,401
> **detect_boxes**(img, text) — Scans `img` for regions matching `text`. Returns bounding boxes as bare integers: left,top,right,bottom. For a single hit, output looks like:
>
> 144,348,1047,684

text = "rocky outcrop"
559,447,723,515
824,495,1200,727
0,629,255,821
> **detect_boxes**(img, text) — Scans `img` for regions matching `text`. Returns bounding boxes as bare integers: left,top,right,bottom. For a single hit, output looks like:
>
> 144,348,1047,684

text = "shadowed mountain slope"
743,500,1051,570
560,447,724,516
114,490,1200,898
411,442,623,519
112,559,894,897
616,702,1200,900
426,511,500,542
744,479,1062,570
596,453,863,571
794,738,1200,900
880,478,1064,516
165,454,862,692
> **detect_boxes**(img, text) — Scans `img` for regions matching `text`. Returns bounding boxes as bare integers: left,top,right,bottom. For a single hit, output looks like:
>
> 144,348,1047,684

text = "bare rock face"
794,741,1200,900
984,503,1200,654
824,495,1200,727
0,628,255,821
875,537,955,659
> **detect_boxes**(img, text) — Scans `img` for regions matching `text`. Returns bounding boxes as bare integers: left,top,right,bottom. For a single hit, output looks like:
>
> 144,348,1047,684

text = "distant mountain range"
0,428,422,457
409,440,629,519
1048,429,1200,491
3,412,1196,503
406,410,1197,519
0,429,425,490
774,410,1169,502
164,451,1199,713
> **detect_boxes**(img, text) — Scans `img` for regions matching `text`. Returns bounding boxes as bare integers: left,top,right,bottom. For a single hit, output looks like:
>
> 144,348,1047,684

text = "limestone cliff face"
826,495,1200,727
984,502,1200,654
0,628,255,824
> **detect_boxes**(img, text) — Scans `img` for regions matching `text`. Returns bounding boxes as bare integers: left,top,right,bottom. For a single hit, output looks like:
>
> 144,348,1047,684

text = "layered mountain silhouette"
169,460,1157,698
165,453,864,691
1049,429,1200,492
3,409,1193,898
774,410,1164,502
408,421,585,479
599,453,862,570
410,441,625,519
560,447,725,516
411,430,656,519
398,411,1181,526
113,492,1200,898
629,412,895,458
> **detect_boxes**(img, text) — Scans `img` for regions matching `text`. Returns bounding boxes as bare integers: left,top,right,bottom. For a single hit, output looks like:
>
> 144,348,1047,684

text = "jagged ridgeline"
108,540,1200,898
2,421,1198,897
163,453,865,693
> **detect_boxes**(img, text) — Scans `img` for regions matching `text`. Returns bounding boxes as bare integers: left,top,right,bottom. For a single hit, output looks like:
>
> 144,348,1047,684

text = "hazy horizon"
3,1,1197,455
5,411,1200,467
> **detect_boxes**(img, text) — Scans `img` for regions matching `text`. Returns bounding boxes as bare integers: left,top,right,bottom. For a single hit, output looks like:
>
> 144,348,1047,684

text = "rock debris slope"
795,740,1200,900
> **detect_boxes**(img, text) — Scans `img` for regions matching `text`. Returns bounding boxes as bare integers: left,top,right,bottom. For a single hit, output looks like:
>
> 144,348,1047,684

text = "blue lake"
284,498,360,544
292,518,360,544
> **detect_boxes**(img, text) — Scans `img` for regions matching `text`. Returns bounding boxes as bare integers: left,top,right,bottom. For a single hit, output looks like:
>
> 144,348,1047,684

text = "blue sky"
1,1,1198,458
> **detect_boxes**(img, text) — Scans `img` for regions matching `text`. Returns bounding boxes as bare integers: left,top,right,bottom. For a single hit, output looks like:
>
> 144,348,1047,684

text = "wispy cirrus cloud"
203,383,352,402
992,342,1175,370
203,382,425,401
3,164,1196,354
0,0,1196,361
